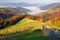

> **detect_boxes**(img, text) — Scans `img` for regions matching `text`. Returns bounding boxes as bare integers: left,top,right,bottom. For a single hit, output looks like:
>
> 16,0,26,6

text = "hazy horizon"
0,0,60,4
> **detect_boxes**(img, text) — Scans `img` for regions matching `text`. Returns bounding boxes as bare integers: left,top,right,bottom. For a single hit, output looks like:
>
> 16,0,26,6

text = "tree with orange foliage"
34,16,42,21
26,14,32,19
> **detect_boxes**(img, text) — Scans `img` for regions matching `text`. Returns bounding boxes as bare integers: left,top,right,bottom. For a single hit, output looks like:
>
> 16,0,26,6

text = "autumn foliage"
0,8,25,29
26,14,42,21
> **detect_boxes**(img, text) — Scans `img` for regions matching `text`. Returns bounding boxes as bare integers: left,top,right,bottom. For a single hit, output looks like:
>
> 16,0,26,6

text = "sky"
0,0,60,4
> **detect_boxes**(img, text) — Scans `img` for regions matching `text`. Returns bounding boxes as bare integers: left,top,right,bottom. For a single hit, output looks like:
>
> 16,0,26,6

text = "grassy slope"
0,18,51,40
0,18,43,34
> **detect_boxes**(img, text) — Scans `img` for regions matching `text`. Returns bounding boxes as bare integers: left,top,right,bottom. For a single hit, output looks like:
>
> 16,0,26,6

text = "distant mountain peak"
40,3,60,10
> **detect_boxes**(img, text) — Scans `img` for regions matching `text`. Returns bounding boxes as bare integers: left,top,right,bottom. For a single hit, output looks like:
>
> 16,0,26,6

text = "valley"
0,3,60,40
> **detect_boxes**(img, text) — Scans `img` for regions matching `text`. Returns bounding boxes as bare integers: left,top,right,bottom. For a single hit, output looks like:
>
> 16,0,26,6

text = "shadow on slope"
0,29,51,40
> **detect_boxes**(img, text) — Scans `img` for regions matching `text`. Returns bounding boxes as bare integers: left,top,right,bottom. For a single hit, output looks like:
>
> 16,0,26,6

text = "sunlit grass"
0,18,43,34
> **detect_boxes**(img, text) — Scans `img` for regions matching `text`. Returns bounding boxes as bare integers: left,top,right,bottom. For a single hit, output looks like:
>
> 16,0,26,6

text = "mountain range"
0,3,42,7
40,3,60,10
0,3,60,15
